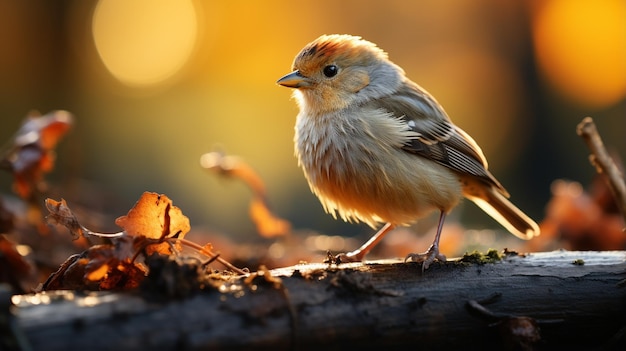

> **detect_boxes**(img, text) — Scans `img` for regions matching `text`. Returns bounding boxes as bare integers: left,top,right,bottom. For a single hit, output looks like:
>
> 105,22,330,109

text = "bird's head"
277,34,404,115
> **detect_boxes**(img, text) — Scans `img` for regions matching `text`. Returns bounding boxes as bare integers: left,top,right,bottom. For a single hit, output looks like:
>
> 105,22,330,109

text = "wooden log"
6,250,626,350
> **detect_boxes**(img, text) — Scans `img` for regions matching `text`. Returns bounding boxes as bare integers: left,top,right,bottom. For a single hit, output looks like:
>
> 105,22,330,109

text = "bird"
277,34,539,269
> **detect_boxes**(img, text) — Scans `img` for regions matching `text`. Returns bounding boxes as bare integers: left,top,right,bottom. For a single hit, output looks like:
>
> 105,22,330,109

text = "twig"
576,117,626,228
176,238,248,275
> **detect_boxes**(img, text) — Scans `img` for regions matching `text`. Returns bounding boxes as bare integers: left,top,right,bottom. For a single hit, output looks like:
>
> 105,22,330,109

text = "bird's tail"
464,182,540,240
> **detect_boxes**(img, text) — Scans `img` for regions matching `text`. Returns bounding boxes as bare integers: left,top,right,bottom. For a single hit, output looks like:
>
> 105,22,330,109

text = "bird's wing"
367,81,509,196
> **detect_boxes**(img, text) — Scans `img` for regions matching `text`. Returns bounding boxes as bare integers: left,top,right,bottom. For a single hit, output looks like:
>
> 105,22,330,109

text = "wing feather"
364,80,509,196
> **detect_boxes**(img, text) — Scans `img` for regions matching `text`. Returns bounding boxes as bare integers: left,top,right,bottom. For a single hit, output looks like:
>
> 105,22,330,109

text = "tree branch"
577,117,626,227
8,250,626,350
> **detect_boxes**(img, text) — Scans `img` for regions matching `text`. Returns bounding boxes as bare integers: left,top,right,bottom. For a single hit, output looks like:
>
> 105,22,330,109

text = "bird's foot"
323,223,396,265
405,245,446,271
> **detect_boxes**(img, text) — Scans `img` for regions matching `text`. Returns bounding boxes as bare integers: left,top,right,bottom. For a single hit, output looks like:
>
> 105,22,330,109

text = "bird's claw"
405,245,446,271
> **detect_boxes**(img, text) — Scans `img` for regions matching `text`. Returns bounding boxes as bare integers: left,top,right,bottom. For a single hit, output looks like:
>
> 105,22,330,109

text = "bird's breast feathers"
294,106,462,226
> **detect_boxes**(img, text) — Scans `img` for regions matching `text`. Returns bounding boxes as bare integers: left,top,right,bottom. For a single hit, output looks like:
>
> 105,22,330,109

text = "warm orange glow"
249,197,291,238
531,0,626,107
92,0,199,87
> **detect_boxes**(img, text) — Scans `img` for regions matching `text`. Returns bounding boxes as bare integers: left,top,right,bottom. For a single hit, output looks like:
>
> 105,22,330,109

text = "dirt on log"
4,250,626,351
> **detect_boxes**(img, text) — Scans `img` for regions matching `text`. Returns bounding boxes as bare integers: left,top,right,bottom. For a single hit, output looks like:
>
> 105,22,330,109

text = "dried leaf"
40,254,106,291
43,191,245,291
200,151,266,197
44,198,85,239
201,151,291,238
42,243,146,291
84,241,146,290
115,192,190,255
249,197,291,238
1,111,73,199
86,261,109,281
99,260,145,290
0,235,33,292
83,241,134,284
71,245,115,286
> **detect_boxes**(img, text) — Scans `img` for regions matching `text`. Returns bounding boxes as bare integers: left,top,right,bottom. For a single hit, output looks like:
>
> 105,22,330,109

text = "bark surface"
7,250,626,350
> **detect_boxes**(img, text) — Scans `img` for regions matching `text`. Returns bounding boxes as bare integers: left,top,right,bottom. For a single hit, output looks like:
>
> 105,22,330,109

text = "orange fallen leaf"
1,110,72,199
41,254,92,291
43,191,246,290
200,151,266,197
42,243,147,291
249,197,291,238
201,150,291,238
99,260,145,290
115,192,190,255
0,236,33,293
86,261,110,281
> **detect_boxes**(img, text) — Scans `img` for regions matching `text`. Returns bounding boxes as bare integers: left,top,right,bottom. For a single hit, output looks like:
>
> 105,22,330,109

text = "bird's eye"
323,65,338,78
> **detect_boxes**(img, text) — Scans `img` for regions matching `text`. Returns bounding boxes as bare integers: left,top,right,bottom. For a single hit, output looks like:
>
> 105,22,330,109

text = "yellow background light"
92,0,199,87
532,0,626,108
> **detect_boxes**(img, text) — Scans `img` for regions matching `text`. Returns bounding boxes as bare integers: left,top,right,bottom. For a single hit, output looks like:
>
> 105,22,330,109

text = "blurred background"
1,0,625,272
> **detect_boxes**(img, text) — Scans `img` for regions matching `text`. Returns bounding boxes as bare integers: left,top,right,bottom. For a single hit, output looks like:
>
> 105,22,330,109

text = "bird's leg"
405,210,447,271
334,223,395,263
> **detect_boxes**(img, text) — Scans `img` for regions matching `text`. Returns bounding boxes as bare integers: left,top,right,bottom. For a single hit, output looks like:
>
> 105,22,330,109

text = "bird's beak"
277,70,312,88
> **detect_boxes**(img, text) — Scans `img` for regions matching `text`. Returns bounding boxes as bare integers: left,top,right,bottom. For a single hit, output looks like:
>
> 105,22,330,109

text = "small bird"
277,34,539,269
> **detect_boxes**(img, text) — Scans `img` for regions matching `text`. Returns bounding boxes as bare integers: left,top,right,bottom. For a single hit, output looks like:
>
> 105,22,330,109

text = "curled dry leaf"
201,150,291,238
200,151,267,197
83,236,137,282
249,197,291,238
0,110,73,199
43,191,245,291
0,235,34,293
41,253,92,291
115,192,190,255
41,240,146,291
98,259,146,290
44,198,85,240
41,196,155,290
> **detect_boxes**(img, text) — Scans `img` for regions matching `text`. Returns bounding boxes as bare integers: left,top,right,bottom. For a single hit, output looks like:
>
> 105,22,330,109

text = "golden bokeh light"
531,0,626,108
92,0,199,87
